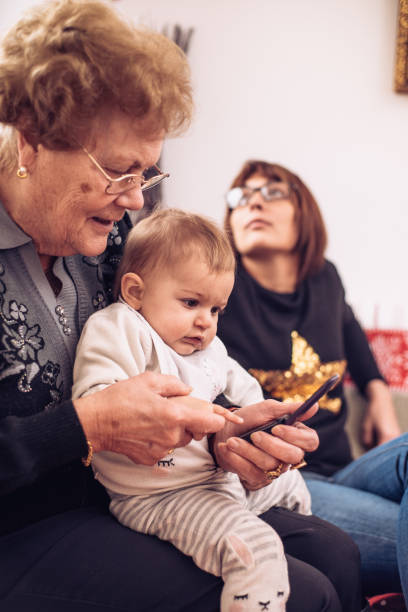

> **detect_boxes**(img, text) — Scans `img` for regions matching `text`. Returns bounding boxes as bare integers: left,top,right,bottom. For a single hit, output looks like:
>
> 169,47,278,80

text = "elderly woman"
0,3,364,610
217,159,408,606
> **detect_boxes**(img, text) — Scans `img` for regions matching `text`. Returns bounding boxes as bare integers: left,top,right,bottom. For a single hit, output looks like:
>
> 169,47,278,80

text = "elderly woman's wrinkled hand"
74,372,232,466
212,398,319,490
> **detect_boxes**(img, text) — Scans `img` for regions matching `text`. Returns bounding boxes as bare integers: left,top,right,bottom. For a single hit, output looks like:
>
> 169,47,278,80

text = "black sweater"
218,260,383,476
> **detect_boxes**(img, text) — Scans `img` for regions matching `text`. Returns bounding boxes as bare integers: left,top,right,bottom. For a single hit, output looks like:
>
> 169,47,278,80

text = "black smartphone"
238,373,340,443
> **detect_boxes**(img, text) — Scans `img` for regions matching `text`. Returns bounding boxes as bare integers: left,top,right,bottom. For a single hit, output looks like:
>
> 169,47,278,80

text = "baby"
73,208,311,612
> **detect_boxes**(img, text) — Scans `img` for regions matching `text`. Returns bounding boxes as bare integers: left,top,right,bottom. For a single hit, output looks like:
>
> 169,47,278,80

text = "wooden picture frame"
395,0,408,92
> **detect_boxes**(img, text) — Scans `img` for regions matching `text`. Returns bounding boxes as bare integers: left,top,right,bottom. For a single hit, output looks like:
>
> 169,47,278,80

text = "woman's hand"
74,372,235,466
361,379,401,448
212,398,319,490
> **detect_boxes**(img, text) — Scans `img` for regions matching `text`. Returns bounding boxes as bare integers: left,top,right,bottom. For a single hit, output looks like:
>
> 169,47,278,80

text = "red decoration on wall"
365,329,408,392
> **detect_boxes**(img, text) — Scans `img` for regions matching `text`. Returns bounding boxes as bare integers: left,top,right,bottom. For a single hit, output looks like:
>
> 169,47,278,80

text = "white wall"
1,0,406,328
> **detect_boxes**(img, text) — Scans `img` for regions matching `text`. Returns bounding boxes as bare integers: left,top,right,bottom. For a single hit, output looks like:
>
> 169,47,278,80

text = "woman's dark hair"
223,160,327,283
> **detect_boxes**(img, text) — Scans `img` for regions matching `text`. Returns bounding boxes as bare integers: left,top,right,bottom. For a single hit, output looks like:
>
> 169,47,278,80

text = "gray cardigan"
0,201,131,533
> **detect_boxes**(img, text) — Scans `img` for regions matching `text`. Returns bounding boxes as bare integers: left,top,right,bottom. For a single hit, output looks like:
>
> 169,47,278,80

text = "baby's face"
139,258,234,355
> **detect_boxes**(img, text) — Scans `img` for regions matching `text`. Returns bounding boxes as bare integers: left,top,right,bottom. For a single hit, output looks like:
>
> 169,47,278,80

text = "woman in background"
217,159,408,601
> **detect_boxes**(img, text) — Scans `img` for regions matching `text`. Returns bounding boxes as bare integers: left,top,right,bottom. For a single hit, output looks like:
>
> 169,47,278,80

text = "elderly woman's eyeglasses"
226,181,291,210
81,146,169,196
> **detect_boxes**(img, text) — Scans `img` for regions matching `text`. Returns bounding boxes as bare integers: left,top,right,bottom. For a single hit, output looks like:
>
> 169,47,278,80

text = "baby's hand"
192,404,243,440
212,405,244,425
171,395,243,440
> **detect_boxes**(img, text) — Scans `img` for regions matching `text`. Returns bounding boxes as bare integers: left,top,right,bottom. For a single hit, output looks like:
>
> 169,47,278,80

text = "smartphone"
238,373,340,443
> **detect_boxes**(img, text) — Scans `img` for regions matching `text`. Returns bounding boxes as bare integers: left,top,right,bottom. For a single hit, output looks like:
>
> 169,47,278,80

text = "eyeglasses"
81,146,169,196
226,181,291,210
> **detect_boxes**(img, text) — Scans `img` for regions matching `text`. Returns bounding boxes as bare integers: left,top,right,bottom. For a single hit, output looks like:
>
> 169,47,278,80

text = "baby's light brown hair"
114,208,236,300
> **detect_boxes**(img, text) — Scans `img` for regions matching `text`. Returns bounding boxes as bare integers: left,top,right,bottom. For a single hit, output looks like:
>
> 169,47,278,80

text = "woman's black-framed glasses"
226,181,291,210
81,146,169,196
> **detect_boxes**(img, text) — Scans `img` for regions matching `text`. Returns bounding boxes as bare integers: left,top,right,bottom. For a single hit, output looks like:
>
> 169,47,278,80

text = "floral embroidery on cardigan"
83,222,124,307
0,263,62,402
0,220,129,407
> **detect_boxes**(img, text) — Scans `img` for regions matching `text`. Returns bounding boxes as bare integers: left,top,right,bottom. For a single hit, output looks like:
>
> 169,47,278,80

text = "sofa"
344,385,408,458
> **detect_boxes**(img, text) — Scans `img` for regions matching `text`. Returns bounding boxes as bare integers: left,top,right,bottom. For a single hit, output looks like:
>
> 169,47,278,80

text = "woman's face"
229,172,298,257
13,111,163,258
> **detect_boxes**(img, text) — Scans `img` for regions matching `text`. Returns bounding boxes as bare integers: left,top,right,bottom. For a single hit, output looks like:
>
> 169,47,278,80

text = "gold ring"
265,462,284,481
167,448,175,455
290,460,307,471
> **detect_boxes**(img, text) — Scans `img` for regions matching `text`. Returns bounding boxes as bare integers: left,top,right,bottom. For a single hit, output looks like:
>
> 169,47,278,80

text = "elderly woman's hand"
74,372,236,466
212,399,319,490
362,379,401,448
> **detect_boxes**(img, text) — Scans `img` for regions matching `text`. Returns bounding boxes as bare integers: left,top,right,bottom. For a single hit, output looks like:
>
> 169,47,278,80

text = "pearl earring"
16,166,28,179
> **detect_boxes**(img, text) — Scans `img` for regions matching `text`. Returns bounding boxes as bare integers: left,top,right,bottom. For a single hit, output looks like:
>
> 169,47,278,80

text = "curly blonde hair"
114,208,236,299
0,0,193,171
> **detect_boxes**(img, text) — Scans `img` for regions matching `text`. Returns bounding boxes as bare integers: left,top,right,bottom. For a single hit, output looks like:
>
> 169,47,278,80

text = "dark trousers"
1,505,362,612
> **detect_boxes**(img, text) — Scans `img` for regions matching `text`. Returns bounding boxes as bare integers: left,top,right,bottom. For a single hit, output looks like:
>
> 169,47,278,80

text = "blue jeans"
304,433,408,599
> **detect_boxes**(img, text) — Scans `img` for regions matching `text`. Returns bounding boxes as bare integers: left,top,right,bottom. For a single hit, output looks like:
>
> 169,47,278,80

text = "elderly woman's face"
15,111,163,258
229,172,298,257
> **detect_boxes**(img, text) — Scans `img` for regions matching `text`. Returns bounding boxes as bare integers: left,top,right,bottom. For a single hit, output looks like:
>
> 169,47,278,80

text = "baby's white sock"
220,533,289,612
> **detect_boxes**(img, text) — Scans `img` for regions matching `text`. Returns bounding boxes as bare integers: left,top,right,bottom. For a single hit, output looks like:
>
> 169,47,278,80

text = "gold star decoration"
249,331,346,413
